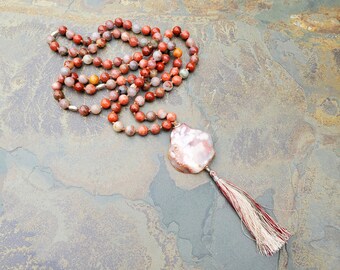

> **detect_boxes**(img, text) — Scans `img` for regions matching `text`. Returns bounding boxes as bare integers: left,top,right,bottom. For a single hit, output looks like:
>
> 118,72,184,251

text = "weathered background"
0,0,339,269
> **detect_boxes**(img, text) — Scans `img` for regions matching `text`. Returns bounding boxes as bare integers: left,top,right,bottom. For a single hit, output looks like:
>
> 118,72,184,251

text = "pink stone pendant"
168,123,215,174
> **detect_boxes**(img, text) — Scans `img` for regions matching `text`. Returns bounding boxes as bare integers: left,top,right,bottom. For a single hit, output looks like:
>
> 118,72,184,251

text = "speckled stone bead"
113,121,124,132
151,77,161,87
109,90,119,101
146,111,157,121
64,77,75,87
90,104,102,115
60,67,71,76
150,123,161,135
83,55,93,65
78,74,88,84
59,99,70,109
125,125,135,136
135,96,145,106
163,81,173,91
79,105,90,116
138,125,148,136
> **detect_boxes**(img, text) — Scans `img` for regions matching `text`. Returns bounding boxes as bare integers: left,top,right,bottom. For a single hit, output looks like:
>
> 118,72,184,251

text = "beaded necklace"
47,18,290,256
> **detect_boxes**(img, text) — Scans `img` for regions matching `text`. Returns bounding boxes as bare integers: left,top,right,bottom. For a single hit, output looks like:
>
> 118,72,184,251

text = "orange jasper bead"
89,74,100,85
166,112,177,122
173,48,182,58
101,98,111,109
138,125,148,136
162,120,172,130
108,112,118,123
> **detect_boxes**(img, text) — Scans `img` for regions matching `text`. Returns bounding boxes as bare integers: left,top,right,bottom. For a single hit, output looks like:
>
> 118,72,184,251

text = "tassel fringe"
206,167,291,256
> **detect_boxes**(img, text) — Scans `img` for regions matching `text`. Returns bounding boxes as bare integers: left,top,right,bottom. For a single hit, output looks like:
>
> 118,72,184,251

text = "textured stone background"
0,0,339,269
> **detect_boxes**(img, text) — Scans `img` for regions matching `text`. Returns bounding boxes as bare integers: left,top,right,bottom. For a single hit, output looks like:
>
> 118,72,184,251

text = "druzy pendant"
168,123,215,173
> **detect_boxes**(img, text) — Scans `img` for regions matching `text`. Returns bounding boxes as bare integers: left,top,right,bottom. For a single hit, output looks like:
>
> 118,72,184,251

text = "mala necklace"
47,18,291,256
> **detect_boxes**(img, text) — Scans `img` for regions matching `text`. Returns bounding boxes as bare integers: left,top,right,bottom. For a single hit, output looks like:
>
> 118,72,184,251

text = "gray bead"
153,50,162,61
129,60,138,71
118,85,127,94
162,37,170,43
127,86,138,97
59,99,70,110
150,40,158,48
167,41,176,51
179,69,189,79
106,79,117,90
139,38,148,47
163,81,173,91
66,30,75,40
78,74,88,84
60,67,71,76
132,24,141,34
157,109,167,119
151,77,160,87
83,55,93,65
125,125,136,136
123,54,132,63
109,91,119,101
47,35,55,44
102,31,112,41
146,111,157,122
91,32,101,41
90,104,102,115
58,46,68,56
64,77,75,87
135,96,145,106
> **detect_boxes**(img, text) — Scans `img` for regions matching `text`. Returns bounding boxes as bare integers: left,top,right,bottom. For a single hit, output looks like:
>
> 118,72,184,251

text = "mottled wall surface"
0,0,339,269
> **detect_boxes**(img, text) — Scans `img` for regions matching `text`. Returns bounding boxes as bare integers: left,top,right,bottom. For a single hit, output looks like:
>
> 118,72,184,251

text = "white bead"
83,55,93,65
113,121,124,132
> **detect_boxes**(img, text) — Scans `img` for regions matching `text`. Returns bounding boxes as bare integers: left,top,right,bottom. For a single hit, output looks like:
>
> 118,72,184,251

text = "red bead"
180,30,190,40
58,26,67,35
173,58,182,68
164,29,173,38
133,52,143,62
150,124,161,135
100,72,110,83
143,82,151,91
112,29,121,39
58,74,64,84
162,54,170,64
135,111,146,122
155,87,165,98
74,82,84,92
172,75,182,86
186,62,196,72
156,62,165,72
134,77,144,87
151,27,160,35
138,125,148,136
110,69,121,79
170,67,179,76
139,59,148,68
189,46,199,55
130,103,140,113
93,57,102,67
127,74,136,84
113,57,122,67
73,34,82,45
115,18,123,27
172,26,181,36
83,37,92,46
145,92,155,102
166,112,177,122
129,36,139,47
108,112,118,123
101,98,111,109
98,25,107,34
111,102,121,113
71,72,78,80
142,46,152,56
158,42,168,52
79,105,90,116
102,59,113,69
78,48,88,57
116,76,126,86
161,72,171,82
73,57,83,68
123,20,132,30
50,41,59,52
141,26,151,35
162,120,173,130
118,94,129,105
140,68,150,78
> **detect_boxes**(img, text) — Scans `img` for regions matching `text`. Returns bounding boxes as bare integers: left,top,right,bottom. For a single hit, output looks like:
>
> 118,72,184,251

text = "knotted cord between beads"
48,19,199,137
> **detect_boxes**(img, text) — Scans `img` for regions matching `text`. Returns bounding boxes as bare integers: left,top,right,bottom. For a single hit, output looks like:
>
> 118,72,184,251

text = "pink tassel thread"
206,167,291,256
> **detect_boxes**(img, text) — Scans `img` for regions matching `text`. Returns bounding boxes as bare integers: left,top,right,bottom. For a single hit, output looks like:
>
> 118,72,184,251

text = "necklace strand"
48,18,199,136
